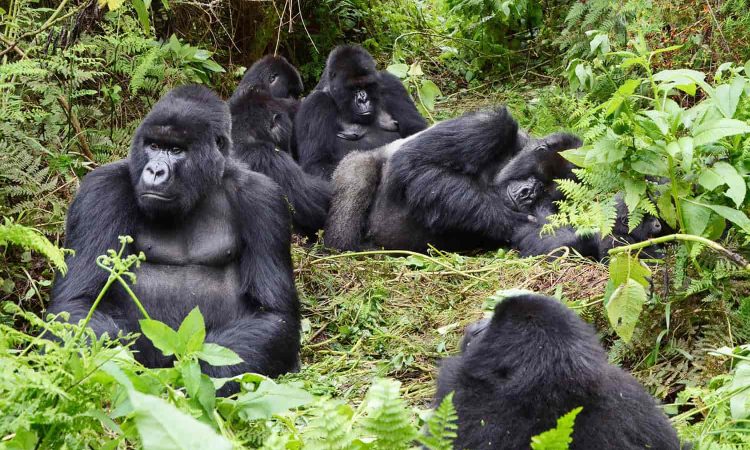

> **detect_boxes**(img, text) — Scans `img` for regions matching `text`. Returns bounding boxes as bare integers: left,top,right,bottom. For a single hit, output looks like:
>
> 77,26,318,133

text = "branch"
608,233,750,269
57,95,95,162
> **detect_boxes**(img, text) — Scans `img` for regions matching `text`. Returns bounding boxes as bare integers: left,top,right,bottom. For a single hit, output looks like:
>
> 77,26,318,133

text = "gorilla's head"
229,86,295,152
324,45,381,124
129,85,231,220
241,55,304,99
462,294,606,381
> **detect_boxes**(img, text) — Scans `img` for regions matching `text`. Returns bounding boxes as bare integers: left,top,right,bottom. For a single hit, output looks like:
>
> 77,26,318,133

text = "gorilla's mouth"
356,111,373,116
141,192,174,201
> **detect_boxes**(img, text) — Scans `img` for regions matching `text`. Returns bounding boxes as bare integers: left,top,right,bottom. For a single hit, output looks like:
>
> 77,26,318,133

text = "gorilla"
435,294,683,449
229,85,332,239
324,108,583,253
295,45,428,179
48,85,300,392
238,55,303,100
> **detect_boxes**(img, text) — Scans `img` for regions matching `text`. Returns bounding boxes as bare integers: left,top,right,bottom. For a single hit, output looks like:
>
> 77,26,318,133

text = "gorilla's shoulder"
299,90,335,109
77,160,132,195
223,159,284,198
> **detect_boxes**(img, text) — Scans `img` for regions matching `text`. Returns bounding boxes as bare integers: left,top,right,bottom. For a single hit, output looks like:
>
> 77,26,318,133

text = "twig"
609,234,750,269
57,95,95,162
0,0,86,58
312,250,484,280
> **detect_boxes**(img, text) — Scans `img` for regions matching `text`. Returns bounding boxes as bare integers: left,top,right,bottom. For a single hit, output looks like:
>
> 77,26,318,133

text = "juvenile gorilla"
325,108,574,253
295,45,427,179
48,85,301,389
229,86,332,239
435,294,683,449
238,55,303,99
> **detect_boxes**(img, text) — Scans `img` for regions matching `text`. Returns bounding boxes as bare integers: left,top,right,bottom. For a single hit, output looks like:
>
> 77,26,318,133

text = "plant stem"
608,234,750,269
114,275,150,320
74,276,117,342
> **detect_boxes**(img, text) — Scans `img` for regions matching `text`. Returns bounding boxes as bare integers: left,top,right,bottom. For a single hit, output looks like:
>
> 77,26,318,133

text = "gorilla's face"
327,50,381,123
229,88,294,152
460,318,490,352
506,177,543,212
267,62,302,99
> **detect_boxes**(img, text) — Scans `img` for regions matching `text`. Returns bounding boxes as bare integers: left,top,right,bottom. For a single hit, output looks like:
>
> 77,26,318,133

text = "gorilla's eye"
168,147,183,155
271,114,282,128
270,73,278,83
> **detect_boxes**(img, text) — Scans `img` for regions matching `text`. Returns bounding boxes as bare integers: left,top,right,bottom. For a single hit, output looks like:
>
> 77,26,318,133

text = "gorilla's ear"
216,135,231,155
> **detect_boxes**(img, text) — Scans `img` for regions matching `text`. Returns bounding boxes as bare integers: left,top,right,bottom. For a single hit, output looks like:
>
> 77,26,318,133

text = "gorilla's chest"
337,127,401,153
131,191,245,325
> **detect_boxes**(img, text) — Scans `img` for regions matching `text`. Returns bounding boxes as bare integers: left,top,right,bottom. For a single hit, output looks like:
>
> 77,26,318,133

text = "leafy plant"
530,407,582,450
387,61,442,121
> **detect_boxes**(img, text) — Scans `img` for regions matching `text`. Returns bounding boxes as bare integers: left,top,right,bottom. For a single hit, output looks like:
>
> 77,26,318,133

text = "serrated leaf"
128,390,232,450
712,161,746,207
235,381,314,421
692,118,750,146
386,64,409,78
140,319,181,356
530,407,582,450
606,279,647,343
418,79,441,111
178,308,206,354
197,343,243,366
608,253,651,288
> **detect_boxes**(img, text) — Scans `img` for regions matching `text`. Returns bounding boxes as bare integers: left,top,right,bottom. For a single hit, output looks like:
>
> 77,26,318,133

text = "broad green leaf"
3,428,38,450
200,60,225,73
713,77,746,118
730,362,750,420
98,0,126,10
677,137,694,170
698,168,725,191
235,381,315,421
408,62,424,77
712,161,746,207
653,69,708,95
589,33,610,55
181,359,201,397
586,132,624,164
656,194,677,229
561,147,589,168
604,79,640,116
140,319,182,356
418,80,442,112
132,0,151,34
680,200,711,236
623,178,646,214
703,204,750,233
128,390,232,450
197,343,243,366
530,407,582,450
631,148,668,176
641,110,670,136
178,308,206,354
608,253,651,288
386,64,409,79
692,118,750,146
606,279,647,343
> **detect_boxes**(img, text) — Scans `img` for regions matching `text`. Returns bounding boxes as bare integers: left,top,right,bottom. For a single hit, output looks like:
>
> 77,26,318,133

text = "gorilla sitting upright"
435,294,683,449
48,85,300,391
295,45,428,179
229,85,332,239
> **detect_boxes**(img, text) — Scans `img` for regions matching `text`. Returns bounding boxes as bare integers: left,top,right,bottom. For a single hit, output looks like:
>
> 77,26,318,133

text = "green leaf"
589,33,610,55
408,62,424,77
608,253,651,288
653,68,707,95
140,319,182,356
680,200,712,236
178,308,206,354
698,168,724,191
418,79,442,112
235,381,315,421
713,77,746,118
641,110,670,136
181,359,202,397
623,178,646,214
386,64,409,78
3,428,38,450
703,204,750,233
530,407,583,450
692,118,750,146
606,279,647,343
677,137,694,171
713,161,746,207
132,0,151,35
656,194,678,229
730,362,750,420
197,343,243,366
128,390,232,450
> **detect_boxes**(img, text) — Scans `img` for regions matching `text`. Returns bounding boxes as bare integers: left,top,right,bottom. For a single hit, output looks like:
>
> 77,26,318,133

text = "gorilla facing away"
229,86,332,239
435,294,683,449
48,85,300,392
239,54,304,99
295,45,428,179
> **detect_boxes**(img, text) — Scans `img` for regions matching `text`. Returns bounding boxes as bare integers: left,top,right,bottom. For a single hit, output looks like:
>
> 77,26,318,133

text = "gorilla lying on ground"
229,85,331,239
238,54,303,100
48,85,301,393
435,294,683,449
295,45,427,179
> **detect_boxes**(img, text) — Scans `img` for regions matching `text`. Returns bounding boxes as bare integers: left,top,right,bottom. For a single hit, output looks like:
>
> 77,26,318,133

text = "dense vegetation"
3,0,750,448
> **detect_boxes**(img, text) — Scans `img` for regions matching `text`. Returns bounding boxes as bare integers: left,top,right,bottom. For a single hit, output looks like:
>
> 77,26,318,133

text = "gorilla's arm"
237,141,332,239
48,161,140,335
294,91,342,179
379,71,428,137
222,163,300,375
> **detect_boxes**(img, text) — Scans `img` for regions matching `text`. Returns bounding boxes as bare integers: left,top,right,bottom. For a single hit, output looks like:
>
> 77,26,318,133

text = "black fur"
295,45,427,179
239,55,303,99
435,294,683,449
229,85,332,239
48,85,301,394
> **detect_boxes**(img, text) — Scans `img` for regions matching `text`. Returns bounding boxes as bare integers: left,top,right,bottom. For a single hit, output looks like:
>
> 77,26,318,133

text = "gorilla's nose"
142,161,170,187
652,219,662,233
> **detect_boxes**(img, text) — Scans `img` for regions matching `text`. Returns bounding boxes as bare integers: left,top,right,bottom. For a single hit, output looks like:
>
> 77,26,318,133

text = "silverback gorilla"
435,294,683,449
229,86,332,239
295,45,428,179
48,85,300,391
